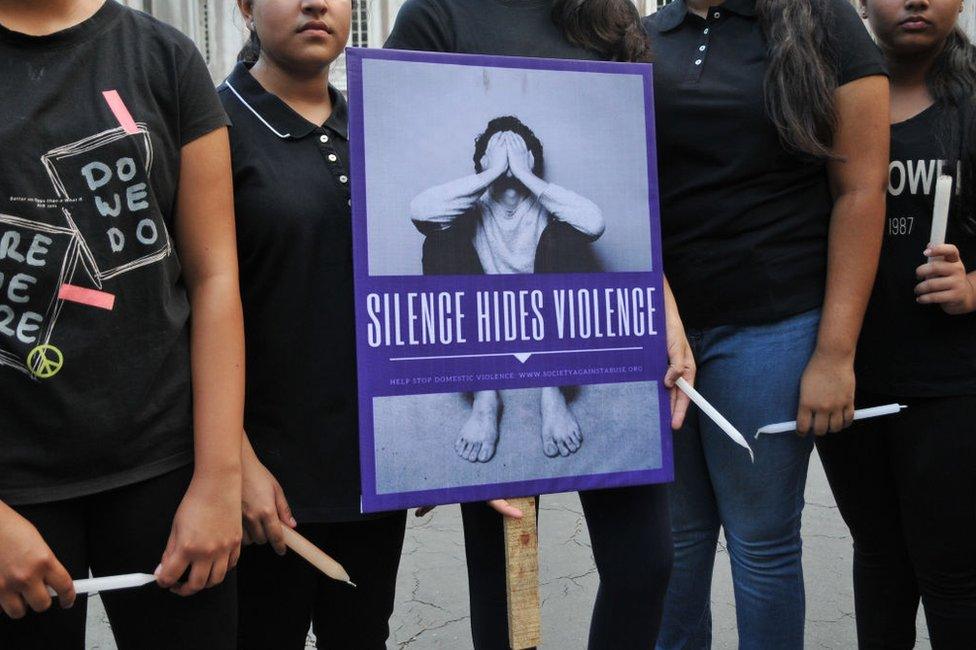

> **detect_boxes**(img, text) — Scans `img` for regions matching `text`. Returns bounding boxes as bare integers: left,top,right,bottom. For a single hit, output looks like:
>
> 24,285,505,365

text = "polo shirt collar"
324,82,348,140
654,0,756,32
225,61,348,140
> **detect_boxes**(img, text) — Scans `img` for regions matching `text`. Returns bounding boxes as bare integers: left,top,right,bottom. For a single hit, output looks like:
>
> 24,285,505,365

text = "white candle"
755,404,907,437
47,573,156,597
676,378,753,462
282,526,356,587
929,175,953,262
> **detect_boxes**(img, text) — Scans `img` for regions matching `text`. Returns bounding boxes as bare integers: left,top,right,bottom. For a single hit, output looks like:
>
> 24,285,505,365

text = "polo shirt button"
319,134,330,143
695,59,703,66
713,11,720,18
328,153,338,162
699,45,706,52
348,199,352,206
340,175,349,184
704,28,710,34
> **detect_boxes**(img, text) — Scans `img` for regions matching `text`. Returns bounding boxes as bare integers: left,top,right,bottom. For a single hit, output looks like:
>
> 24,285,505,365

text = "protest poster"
347,48,672,513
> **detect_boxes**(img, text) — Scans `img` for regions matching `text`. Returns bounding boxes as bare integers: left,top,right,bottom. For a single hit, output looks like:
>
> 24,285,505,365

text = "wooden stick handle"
281,526,355,586
504,497,541,649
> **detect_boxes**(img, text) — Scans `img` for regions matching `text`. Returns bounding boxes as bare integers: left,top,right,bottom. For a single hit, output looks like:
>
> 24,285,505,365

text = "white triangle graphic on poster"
513,353,533,364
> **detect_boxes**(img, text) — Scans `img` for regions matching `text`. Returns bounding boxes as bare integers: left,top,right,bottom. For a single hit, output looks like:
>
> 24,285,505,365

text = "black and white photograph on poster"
349,49,672,512
361,56,654,277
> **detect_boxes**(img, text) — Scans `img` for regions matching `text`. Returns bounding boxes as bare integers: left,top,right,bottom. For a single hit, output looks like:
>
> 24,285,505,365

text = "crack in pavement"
398,615,470,648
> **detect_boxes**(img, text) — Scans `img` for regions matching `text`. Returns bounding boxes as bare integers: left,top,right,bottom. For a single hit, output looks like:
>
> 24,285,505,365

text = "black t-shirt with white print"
857,104,976,397
0,0,229,504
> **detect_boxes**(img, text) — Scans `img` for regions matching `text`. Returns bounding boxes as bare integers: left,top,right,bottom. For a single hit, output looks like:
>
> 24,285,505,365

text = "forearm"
411,170,500,225
188,274,244,482
818,77,888,360
535,182,605,239
663,276,683,330
817,189,885,358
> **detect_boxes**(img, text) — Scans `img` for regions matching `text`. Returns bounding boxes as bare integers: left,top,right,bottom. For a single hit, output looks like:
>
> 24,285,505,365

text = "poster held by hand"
346,47,674,512
346,48,674,648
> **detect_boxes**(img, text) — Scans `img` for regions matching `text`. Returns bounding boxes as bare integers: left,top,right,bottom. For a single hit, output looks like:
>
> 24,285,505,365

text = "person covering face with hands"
411,117,604,464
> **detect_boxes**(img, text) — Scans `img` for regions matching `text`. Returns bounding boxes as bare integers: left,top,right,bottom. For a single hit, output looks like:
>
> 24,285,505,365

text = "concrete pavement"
86,455,932,649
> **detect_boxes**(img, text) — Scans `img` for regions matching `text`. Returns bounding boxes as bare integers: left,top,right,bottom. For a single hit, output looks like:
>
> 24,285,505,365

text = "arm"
537,184,605,240
156,127,245,596
505,133,605,238
410,132,508,231
410,172,501,230
797,76,890,437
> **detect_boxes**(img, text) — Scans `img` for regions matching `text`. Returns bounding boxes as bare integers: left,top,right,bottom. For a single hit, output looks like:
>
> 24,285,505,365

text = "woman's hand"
155,471,242,597
241,438,296,555
166,127,244,596
916,244,976,315
0,503,75,618
796,349,855,437
663,279,695,429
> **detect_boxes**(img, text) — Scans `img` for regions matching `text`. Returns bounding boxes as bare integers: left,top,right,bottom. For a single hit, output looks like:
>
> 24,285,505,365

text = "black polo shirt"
645,0,886,329
219,63,373,522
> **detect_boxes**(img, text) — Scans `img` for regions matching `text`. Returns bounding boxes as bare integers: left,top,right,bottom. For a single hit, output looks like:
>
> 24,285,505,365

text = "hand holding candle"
756,404,906,437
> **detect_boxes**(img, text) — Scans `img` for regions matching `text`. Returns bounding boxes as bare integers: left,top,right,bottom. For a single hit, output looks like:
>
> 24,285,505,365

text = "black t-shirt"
856,104,976,397
645,0,887,329
219,64,377,522
385,0,600,60
0,1,229,505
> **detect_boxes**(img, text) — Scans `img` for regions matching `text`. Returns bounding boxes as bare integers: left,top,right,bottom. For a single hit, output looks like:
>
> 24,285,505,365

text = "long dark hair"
551,0,652,63
756,0,839,158
238,0,260,63
929,28,976,233
239,29,261,63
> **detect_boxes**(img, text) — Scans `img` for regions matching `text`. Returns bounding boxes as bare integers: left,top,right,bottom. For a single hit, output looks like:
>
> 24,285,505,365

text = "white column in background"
962,2,976,40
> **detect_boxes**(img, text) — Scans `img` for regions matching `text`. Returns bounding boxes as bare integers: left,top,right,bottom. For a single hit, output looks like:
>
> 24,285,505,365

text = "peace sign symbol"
27,344,64,379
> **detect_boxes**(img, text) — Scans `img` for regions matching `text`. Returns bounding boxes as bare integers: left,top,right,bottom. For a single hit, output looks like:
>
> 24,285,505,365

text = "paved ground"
86,455,931,649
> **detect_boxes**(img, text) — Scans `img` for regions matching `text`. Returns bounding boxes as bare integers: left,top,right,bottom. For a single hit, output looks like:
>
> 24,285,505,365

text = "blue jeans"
657,309,820,650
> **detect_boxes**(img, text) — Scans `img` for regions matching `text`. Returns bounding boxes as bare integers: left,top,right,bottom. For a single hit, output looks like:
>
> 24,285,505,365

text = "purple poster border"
346,47,673,513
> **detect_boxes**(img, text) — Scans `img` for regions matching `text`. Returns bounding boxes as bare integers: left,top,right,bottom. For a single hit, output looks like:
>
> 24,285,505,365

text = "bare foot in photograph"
540,386,582,458
456,390,501,463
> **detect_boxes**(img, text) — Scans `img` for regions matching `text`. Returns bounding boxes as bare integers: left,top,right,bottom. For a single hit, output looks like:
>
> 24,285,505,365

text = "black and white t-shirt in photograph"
0,0,229,504
857,105,976,397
